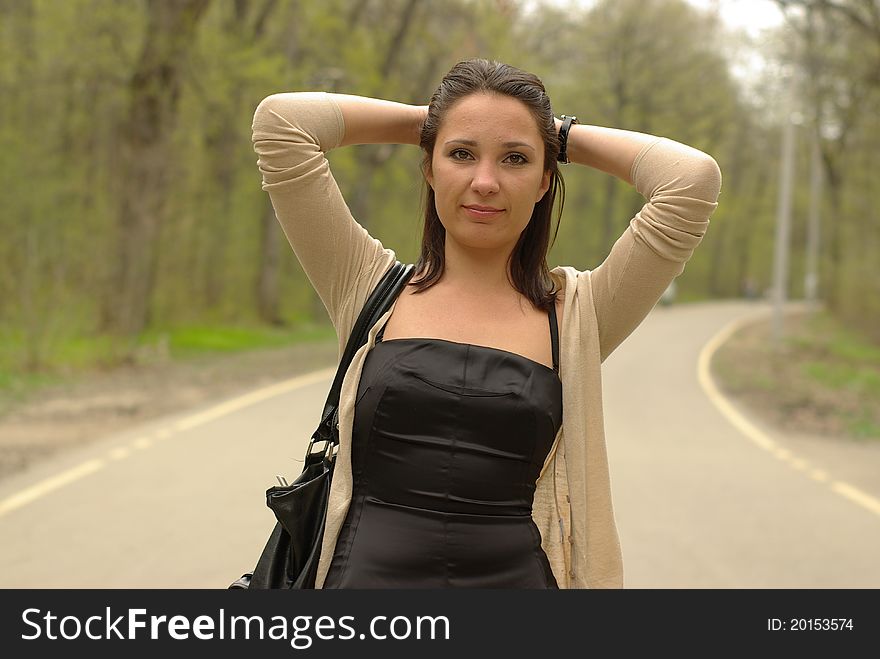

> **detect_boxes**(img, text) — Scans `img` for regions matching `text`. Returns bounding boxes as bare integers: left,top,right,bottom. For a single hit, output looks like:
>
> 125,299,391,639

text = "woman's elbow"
252,93,288,136
687,152,723,204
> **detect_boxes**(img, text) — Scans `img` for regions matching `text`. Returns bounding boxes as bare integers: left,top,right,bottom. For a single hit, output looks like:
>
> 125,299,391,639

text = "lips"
462,204,504,219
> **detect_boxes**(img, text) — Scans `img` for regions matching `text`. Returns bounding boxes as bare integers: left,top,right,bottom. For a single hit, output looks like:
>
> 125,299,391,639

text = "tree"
774,0,880,331
101,0,211,338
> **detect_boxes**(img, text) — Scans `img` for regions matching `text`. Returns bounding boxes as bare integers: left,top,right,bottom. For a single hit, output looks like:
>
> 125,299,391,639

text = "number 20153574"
767,618,854,631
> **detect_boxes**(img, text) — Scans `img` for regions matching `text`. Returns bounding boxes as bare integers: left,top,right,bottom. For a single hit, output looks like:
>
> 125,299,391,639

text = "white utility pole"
772,114,797,343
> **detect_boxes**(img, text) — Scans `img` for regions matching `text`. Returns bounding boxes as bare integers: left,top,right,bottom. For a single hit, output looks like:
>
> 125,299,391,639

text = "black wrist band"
557,114,578,164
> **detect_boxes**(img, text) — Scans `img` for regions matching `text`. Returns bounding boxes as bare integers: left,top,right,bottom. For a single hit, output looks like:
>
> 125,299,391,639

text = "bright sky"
683,0,789,95
536,0,787,35
531,0,788,88
684,0,785,35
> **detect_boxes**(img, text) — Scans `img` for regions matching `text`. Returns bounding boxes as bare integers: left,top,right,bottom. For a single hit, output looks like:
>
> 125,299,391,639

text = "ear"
536,169,552,202
423,160,434,189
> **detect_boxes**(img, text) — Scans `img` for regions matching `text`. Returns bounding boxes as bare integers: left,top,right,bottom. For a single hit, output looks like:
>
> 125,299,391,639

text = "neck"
439,239,517,297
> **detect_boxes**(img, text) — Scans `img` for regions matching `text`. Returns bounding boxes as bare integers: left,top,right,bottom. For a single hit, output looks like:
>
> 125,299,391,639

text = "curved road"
1,301,878,588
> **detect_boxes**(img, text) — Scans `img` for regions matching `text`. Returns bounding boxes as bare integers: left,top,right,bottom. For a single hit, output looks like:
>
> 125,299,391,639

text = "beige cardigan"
252,92,721,588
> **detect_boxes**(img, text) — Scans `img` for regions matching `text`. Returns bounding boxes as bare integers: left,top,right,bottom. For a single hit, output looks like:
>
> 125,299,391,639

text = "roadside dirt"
0,340,338,481
712,310,879,441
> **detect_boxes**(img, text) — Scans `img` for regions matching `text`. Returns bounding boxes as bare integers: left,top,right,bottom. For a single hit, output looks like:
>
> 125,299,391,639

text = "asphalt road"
1,300,878,588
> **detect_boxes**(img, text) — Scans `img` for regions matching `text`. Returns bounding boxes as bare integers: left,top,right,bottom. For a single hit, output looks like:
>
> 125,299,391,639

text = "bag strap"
309,261,414,448
549,300,559,373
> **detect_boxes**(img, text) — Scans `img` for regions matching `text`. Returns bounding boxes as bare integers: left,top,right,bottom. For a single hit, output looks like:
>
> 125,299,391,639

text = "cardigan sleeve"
251,92,391,328
590,137,722,360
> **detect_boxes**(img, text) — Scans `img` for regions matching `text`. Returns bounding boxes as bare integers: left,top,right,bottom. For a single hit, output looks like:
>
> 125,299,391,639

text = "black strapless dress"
323,305,562,588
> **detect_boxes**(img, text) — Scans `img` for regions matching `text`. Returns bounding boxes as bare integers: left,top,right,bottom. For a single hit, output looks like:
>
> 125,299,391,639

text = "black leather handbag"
229,261,414,589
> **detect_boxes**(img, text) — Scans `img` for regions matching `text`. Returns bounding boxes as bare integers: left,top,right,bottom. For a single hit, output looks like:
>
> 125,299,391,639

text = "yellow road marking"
0,367,335,518
132,437,153,450
108,447,131,461
0,459,106,517
173,369,334,432
773,447,792,460
696,309,779,453
697,309,880,519
154,428,173,440
832,482,880,517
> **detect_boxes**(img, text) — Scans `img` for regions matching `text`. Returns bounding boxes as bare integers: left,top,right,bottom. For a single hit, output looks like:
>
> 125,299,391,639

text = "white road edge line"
0,367,336,519
697,309,880,519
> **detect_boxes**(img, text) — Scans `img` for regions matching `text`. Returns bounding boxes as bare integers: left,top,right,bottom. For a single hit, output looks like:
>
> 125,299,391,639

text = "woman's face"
426,92,551,255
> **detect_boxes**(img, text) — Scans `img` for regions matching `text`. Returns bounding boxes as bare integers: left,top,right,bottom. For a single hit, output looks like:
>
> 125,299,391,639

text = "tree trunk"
249,0,296,322
102,0,211,337
344,0,420,227
734,174,768,297
256,200,284,325
7,0,41,368
203,114,238,309
822,156,843,309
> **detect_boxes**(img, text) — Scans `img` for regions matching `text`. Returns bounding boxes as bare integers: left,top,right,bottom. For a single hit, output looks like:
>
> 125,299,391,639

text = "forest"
1,0,878,374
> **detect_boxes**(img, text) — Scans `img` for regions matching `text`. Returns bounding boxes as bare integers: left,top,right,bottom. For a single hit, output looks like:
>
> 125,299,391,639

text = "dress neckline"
375,301,560,375
374,336,560,376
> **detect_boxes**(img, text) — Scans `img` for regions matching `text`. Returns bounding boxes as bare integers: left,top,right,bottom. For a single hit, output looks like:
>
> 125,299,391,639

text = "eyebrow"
444,138,537,151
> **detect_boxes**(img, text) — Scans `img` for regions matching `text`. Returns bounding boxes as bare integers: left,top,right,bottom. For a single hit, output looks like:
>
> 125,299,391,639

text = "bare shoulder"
383,281,562,370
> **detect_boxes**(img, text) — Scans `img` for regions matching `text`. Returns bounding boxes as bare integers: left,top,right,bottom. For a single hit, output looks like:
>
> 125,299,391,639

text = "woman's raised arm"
560,120,722,360
331,94,426,147
559,122,659,185
251,92,421,330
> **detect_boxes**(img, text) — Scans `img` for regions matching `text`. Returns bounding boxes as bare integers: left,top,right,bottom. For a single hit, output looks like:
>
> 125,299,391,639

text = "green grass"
802,361,880,395
847,412,880,440
0,369,67,410
795,313,880,365
795,313,880,399
138,324,336,358
796,315,880,441
0,322,337,406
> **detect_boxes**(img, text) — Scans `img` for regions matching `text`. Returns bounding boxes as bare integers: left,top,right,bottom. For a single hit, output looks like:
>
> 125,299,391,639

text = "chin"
452,233,517,252
440,217,522,252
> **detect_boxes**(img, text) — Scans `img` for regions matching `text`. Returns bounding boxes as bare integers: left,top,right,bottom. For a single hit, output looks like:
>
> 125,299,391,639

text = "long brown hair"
410,59,565,311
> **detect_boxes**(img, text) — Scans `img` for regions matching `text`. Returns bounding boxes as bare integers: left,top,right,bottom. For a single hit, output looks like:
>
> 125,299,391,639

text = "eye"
505,152,528,165
449,148,473,161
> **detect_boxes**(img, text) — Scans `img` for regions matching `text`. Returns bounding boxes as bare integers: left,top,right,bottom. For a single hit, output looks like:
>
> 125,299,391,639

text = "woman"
252,59,721,588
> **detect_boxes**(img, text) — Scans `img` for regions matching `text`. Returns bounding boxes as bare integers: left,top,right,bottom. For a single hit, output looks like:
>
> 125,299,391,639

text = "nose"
470,160,500,196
